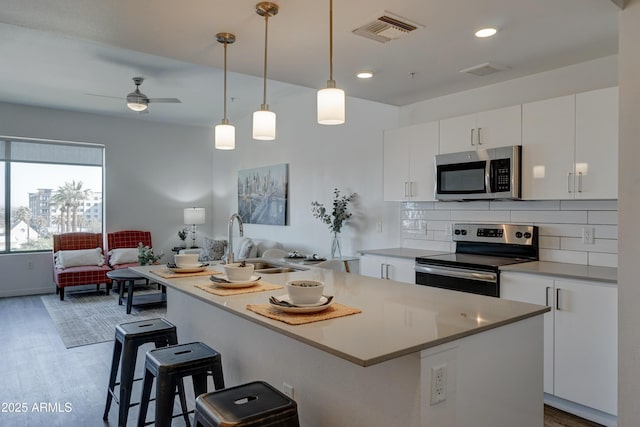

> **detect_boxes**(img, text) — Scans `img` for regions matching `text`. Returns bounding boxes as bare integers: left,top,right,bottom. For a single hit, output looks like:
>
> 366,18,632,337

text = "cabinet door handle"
380,263,385,279
409,181,415,197
470,128,475,146
385,264,390,280
577,171,583,193
567,172,573,193
477,127,483,145
545,286,551,307
556,288,561,311
404,182,408,198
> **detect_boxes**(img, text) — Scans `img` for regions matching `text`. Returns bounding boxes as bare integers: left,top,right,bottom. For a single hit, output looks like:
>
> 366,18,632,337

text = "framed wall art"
237,163,288,225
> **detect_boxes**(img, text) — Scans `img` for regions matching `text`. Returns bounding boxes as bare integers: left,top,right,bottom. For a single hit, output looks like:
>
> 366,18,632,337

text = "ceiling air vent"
459,62,505,77
353,11,423,43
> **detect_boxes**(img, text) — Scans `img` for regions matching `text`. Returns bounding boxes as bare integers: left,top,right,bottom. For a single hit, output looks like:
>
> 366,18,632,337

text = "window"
1,137,104,253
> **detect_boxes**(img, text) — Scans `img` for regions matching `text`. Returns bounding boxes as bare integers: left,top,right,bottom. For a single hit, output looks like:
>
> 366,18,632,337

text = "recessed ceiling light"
475,27,497,38
357,71,374,79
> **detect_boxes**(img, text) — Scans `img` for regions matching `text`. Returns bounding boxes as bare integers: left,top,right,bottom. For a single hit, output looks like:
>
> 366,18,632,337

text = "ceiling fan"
86,77,181,112
125,77,181,112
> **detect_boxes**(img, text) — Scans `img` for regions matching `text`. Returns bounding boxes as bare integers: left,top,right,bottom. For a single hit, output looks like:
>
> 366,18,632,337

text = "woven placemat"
151,268,222,279
246,303,362,325
195,280,283,296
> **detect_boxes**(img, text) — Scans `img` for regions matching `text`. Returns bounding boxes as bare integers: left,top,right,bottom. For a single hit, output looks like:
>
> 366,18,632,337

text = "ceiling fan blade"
85,93,124,100
148,98,181,104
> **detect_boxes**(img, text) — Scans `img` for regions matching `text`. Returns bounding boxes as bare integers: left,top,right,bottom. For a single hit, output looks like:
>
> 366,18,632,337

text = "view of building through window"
1,138,104,252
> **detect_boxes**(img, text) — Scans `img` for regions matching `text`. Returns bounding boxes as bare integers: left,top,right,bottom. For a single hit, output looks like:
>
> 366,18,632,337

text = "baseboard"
544,394,617,427
0,287,53,298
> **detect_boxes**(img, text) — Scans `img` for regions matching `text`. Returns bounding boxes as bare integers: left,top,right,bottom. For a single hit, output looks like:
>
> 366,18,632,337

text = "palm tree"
50,181,91,232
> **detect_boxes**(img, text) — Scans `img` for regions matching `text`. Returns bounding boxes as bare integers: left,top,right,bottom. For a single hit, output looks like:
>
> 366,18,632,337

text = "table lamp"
184,207,206,248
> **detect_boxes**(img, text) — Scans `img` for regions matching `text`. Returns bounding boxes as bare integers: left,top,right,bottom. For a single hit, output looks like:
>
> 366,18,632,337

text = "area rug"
40,288,167,349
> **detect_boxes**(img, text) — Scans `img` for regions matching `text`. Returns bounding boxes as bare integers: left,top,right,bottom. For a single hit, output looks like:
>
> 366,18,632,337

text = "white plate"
211,274,261,288
269,295,334,313
168,266,208,273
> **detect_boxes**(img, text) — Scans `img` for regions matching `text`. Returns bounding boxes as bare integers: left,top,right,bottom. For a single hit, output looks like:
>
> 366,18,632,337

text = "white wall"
0,102,214,297
617,2,640,425
211,88,400,257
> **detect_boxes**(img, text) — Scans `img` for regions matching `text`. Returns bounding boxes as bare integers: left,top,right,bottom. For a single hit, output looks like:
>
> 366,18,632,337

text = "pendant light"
317,0,345,125
215,32,236,150
253,2,279,140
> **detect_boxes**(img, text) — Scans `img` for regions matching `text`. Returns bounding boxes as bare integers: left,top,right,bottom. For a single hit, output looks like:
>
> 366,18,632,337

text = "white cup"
224,263,255,281
174,253,199,268
285,280,325,305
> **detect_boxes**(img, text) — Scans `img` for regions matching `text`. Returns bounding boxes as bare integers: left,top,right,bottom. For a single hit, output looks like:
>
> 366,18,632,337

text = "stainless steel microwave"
435,145,521,201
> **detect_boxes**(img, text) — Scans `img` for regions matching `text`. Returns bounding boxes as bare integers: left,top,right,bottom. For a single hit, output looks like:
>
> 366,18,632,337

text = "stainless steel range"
415,223,539,297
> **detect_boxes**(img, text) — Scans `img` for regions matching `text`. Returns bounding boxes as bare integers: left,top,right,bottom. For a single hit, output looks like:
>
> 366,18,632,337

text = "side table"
107,269,167,314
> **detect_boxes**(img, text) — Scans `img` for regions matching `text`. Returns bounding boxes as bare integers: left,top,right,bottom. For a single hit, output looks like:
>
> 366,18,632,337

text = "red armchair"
53,232,112,301
106,230,153,270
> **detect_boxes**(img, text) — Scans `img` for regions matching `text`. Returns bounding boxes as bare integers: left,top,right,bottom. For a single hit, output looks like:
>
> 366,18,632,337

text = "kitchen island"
131,263,548,427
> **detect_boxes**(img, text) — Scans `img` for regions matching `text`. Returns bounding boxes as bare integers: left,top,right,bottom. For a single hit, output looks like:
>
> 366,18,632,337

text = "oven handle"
414,265,497,283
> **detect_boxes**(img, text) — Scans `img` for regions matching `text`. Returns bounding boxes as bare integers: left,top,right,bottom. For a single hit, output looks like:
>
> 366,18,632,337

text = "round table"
107,268,166,314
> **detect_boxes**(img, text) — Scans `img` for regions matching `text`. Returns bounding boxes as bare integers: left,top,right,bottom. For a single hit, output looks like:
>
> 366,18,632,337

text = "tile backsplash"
401,200,618,268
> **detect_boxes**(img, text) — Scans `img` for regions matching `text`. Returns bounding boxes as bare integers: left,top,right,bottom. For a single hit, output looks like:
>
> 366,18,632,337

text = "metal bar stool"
103,318,187,427
193,381,299,427
137,342,225,427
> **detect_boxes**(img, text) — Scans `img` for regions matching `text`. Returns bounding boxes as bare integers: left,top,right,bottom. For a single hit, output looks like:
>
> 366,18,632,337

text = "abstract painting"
238,163,288,225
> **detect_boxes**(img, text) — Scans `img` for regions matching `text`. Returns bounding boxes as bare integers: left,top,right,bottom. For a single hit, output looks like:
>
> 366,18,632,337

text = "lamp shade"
317,86,345,125
214,123,235,150
252,109,276,140
184,207,206,225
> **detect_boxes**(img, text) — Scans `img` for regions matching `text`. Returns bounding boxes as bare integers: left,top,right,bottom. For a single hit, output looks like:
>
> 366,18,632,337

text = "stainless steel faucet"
226,213,244,264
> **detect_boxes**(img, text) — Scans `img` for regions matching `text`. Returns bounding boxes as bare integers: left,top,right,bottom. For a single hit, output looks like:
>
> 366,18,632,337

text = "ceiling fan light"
317,83,345,125
253,109,276,140
127,101,148,112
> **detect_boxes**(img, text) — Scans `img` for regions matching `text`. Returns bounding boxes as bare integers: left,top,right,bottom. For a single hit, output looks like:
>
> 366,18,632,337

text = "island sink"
250,260,305,274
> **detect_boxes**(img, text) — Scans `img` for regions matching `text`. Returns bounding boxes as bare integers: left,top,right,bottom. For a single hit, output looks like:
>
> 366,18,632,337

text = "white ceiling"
0,0,620,127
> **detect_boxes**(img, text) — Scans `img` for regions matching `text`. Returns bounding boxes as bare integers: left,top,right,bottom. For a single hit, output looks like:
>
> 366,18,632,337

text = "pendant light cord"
263,13,269,107
223,39,228,121
329,0,334,82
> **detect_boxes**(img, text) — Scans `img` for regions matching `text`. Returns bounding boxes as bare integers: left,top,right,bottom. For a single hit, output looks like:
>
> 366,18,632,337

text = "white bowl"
285,280,325,305
175,253,199,268
224,263,255,281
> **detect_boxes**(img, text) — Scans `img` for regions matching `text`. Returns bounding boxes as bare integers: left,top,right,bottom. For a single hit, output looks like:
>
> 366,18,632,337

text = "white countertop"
131,263,548,367
501,261,617,284
359,247,448,259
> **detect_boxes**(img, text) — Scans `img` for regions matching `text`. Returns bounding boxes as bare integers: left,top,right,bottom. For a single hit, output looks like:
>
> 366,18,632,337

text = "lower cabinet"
360,255,416,283
501,272,617,416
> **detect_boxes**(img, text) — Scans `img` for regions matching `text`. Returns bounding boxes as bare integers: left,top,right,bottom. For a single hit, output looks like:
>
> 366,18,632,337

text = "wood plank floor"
1,294,603,426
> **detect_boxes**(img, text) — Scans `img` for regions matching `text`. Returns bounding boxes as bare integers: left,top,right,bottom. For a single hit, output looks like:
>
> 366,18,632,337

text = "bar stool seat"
138,341,225,427
193,381,299,427
103,318,184,427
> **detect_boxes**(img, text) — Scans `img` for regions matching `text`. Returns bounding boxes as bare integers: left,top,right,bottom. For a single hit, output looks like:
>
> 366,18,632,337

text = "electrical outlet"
376,221,382,233
282,382,294,398
27,261,34,270
582,227,595,244
430,364,446,405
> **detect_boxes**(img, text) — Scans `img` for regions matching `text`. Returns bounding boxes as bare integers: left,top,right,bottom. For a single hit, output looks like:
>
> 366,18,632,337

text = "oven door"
414,264,499,297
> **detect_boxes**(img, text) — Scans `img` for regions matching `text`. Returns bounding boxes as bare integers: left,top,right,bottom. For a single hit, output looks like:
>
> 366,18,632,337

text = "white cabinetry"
522,87,618,200
383,121,439,201
360,255,416,283
501,272,617,416
439,105,522,154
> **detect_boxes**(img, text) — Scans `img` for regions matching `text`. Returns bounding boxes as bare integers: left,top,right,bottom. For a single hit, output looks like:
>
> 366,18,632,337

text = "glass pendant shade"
317,85,345,125
253,109,276,140
214,122,235,150
127,101,147,112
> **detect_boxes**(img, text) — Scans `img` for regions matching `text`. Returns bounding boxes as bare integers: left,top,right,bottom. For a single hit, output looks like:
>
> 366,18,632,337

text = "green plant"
177,227,189,241
137,242,164,265
311,188,356,234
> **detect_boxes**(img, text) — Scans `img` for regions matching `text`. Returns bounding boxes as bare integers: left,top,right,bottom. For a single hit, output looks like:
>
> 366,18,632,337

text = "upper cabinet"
522,87,618,200
439,105,522,154
574,87,618,199
383,121,439,201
